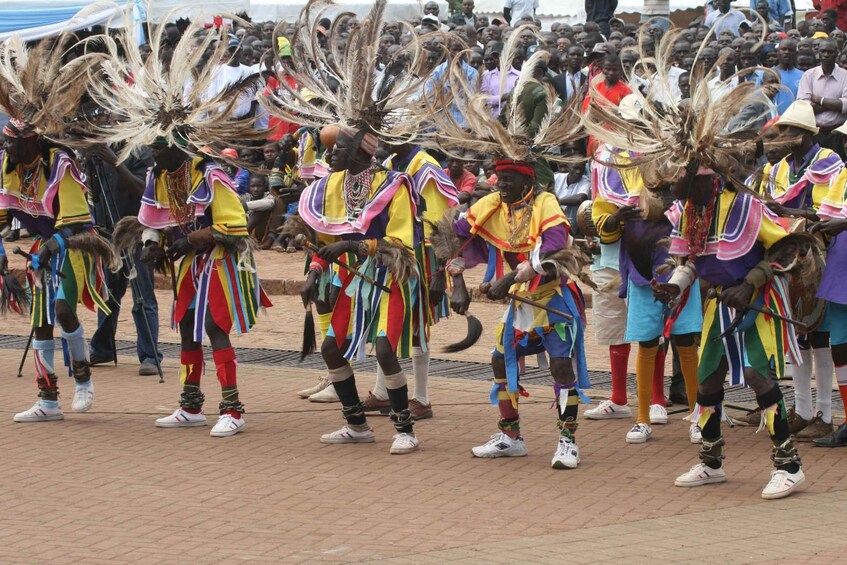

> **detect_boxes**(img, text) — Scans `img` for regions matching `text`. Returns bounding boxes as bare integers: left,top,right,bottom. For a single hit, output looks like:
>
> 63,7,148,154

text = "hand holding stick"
304,241,391,293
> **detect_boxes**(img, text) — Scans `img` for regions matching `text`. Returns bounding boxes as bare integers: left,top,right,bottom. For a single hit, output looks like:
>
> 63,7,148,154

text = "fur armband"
668,264,697,292
187,228,214,247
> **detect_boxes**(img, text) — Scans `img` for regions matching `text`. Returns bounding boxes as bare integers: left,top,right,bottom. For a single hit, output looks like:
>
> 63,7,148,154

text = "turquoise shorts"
625,279,703,343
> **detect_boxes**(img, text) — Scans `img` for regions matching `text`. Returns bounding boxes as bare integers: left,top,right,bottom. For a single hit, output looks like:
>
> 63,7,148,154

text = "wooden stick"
506,293,573,320
305,242,392,293
708,289,806,328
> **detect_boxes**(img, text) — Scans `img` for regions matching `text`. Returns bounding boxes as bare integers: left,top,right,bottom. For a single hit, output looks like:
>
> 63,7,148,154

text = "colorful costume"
1,142,109,420
592,148,701,442
666,181,805,492
453,186,590,463
139,157,270,430
366,147,459,417
300,167,424,359
767,144,842,437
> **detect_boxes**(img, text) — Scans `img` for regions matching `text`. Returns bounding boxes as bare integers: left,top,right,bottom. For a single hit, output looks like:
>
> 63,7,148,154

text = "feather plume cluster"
400,24,584,164
0,26,96,138
259,0,433,142
80,6,267,163
540,248,597,290
376,238,417,284
67,232,122,273
583,24,776,188
425,208,464,262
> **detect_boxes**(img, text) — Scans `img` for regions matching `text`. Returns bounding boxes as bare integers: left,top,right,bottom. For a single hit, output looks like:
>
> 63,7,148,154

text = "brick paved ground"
1,346,846,564
3,243,846,563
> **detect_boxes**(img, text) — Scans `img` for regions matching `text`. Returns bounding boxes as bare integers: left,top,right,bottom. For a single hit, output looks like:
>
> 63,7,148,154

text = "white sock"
814,347,834,424
412,346,430,405
791,349,814,420
372,364,388,400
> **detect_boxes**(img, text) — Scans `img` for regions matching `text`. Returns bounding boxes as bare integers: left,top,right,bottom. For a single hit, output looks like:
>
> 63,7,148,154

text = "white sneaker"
761,468,805,500
156,409,207,428
674,463,727,487
649,404,668,424
320,425,375,444
308,384,340,403
471,432,528,458
13,400,64,422
72,380,94,413
210,414,245,437
626,423,652,444
390,432,420,454
689,423,703,444
298,376,331,399
551,436,580,469
584,399,632,420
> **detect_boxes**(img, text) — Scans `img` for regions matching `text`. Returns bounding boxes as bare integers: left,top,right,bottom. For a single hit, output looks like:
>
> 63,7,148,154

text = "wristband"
446,257,466,275
308,261,325,275
668,264,697,292
142,229,161,244
513,260,537,283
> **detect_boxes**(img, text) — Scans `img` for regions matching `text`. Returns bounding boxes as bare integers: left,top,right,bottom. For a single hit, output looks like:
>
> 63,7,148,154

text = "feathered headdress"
0,28,95,139
401,24,584,167
583,23,777,188
80,6,267,163
259,0,436,144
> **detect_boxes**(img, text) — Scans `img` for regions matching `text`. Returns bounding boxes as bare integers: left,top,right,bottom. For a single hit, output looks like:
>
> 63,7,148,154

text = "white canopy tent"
474,0,816,28
247,0,448,23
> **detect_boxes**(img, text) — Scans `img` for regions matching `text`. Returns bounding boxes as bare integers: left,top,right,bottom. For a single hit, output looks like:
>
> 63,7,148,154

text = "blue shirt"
773,66,805,114
427,60,479,128
749,0,791,24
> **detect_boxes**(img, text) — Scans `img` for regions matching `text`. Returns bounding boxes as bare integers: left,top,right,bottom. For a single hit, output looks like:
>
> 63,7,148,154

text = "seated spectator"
446,154,479,204
553,144,590,235
222,148,250,195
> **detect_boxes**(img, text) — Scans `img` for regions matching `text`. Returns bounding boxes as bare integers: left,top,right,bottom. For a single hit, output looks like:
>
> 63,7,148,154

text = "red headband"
2,118,36,139
494,159,535,178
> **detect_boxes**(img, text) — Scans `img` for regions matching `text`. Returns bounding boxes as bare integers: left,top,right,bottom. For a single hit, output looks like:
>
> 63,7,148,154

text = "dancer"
591,141,702,445
418,30,591,468
365,142,459,419
260,0,436,453
583,31,806,498
760,101,841,441
83,13,271,437
811,121,847,447
0,37,115,423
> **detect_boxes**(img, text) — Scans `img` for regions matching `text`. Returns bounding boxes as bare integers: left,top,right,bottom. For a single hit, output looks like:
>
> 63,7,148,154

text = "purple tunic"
818,232,847,304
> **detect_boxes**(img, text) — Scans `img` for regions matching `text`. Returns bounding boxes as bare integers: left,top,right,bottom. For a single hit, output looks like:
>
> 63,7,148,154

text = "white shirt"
503,0,539,22
650,66,685,103
207,64,257,118
707,75,739,101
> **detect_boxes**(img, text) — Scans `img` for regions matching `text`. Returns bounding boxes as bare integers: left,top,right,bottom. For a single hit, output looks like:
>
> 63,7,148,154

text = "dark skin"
809,42,843,113
766,127,820,221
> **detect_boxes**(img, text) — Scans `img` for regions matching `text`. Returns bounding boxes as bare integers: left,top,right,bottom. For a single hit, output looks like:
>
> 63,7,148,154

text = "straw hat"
775,100,819,135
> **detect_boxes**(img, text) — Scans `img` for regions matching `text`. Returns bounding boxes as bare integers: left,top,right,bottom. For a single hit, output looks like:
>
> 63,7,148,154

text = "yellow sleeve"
757,212,788,249
592,192,621,244
208,178,248,237
384,177,416,249
55,168,93,228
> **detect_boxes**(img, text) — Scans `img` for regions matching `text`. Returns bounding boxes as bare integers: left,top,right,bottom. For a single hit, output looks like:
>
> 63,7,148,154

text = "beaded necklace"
343,166,374,220
506,188,534,249
683,177,719,263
